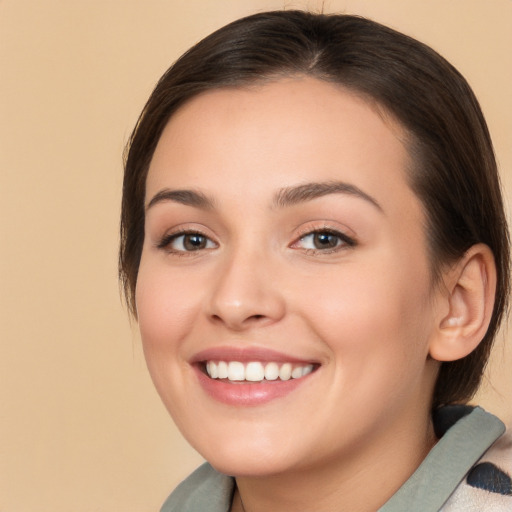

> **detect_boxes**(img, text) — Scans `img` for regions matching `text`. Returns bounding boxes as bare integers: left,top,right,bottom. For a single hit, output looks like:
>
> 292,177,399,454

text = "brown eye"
158,232,216,252
182,234,208,251
312,232,340,249
295,230,356,252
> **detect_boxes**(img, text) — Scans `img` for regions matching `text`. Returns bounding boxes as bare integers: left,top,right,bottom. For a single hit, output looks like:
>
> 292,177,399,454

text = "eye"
294,229,355,252
158,231,216,252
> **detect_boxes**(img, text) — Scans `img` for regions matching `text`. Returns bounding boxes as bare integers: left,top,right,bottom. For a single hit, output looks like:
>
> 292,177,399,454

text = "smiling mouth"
204,360,317,382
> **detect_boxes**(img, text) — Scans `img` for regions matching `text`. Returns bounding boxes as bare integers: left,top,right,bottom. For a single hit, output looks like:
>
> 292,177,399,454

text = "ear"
429,244,497,362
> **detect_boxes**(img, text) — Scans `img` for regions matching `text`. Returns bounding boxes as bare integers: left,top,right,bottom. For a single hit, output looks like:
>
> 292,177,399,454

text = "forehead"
146,77,419,218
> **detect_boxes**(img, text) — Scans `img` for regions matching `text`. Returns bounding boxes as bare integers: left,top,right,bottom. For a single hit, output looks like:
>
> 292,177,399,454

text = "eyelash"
156,229,216,254
292,227,356,254
156,227,356,255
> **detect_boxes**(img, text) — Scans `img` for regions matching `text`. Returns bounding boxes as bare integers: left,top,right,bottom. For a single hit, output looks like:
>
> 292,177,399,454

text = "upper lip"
190,346,319,365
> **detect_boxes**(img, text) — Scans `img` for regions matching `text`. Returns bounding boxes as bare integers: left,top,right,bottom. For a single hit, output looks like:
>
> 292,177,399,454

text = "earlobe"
429,244,496,362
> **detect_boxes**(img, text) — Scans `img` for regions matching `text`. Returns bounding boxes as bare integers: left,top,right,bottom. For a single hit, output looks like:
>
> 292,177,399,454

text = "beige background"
1,0,511,510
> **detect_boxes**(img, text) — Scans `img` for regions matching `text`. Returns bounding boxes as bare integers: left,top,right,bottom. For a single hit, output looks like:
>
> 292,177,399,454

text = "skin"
136,77,447,512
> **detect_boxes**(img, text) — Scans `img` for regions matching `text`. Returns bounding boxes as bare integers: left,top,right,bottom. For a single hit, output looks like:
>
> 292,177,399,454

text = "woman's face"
136,78,441,477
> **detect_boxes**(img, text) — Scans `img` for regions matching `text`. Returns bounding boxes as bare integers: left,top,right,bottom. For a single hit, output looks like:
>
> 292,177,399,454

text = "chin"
188,431,298,478
208,453,292,478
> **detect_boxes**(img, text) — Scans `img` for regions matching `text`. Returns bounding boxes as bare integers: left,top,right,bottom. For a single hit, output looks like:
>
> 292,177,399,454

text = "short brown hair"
120,10,509,408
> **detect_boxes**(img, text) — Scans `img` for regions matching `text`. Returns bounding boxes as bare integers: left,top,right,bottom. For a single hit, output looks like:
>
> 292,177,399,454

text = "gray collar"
379,406,505,511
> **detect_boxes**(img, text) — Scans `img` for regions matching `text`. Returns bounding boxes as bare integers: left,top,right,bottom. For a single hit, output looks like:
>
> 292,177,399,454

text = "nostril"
208,291,286,329
209,312,269,331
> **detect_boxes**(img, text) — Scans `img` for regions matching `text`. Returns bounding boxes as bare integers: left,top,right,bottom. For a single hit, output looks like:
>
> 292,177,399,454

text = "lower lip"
194,366,314,406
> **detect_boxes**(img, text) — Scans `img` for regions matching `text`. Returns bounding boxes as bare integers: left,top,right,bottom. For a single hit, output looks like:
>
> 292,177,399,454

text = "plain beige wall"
1,1,511,510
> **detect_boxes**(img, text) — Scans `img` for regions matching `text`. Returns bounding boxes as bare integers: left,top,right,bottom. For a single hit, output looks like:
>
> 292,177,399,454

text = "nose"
206,247,286,331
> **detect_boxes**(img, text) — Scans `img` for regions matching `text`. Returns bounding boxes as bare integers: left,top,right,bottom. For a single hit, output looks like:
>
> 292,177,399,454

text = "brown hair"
120,10,509,408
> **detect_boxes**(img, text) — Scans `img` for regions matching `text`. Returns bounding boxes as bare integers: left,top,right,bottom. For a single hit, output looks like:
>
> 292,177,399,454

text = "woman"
120,10,511,511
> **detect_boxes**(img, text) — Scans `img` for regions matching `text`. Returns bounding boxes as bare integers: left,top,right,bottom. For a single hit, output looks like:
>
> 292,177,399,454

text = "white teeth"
291,364,314,378
217,361,228,379
246,362,265,381
227,361,245,381
291,366,303,379
205,360,315,382
302,364,314,376
206,361,218,379
279,363,292,381
264,362,279,381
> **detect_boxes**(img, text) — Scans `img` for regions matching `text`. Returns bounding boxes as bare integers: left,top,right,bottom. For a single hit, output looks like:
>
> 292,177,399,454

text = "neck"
231,412,436,512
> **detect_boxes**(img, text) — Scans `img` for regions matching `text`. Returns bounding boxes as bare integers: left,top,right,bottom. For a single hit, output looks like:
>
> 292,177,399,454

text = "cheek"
135,258,201,357
295,256,433,367
134,258,207,422
308,275,434,430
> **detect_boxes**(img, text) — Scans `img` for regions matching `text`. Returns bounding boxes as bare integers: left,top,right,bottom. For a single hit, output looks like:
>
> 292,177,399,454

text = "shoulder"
442,427,512,511
160,463,235,512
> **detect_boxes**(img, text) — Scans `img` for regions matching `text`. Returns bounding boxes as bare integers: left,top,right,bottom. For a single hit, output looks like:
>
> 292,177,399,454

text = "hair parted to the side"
120,10,509,408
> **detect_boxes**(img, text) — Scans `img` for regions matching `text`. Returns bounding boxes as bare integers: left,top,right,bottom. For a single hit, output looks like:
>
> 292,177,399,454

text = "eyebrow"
146,180,382,213
146,188,215,211
273,181,383,212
